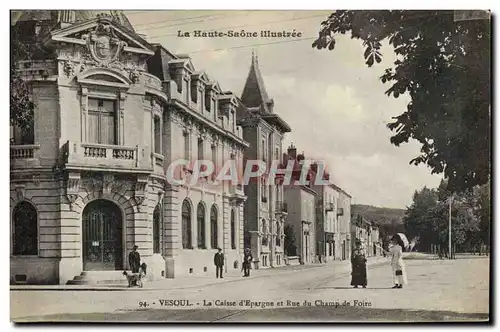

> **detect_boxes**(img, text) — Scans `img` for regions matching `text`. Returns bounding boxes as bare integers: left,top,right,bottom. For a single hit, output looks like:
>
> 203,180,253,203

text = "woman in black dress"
351,239,367,288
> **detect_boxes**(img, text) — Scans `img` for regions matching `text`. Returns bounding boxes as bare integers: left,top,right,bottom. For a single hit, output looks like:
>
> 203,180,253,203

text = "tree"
11,27,35,134
313,10,491,192
403,187,439,250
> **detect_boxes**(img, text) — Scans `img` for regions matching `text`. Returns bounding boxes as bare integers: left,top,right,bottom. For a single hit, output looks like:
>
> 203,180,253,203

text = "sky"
127,10,442,209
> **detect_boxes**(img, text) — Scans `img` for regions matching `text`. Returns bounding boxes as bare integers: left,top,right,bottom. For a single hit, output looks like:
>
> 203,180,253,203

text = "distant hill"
351,204,406,236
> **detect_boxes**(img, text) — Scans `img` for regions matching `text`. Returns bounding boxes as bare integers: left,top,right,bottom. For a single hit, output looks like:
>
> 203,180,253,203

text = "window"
210,205,218,249
88,98,116,145
13,201,38,255
154,116,161,154
182,200,192,249
183,131,190,160
262,219,268,246
10,124,34,145
261,178,267,202
211,144,217,172
231,209,236,249
153,205,161,253
276,221,281,247
184,78,190,104
275,147,279,160
205,92,211,112
198,138,204,161
197,203,206,248
191,81,197,103
261,139,266,161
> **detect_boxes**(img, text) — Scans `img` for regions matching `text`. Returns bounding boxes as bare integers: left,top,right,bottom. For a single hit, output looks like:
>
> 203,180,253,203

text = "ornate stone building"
236,54,291,268
10,11,247,285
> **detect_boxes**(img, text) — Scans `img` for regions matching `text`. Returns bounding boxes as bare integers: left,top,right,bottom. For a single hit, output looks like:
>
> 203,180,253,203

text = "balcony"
62,141,151,173
10,144,41,168
261,196,268,203
275,201,288,215
142,72,163,92
229,183,245,202
325,202,334,212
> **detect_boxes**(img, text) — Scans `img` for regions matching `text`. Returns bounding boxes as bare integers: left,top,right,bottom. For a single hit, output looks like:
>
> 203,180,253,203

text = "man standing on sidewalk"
214,248,224,279
129,245,141,273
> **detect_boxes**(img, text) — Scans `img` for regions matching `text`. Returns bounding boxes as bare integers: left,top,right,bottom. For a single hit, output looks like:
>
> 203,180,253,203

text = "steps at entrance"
66,271,129,286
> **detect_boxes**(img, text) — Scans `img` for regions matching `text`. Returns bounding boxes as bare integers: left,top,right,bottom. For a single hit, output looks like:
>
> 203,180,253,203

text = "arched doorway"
82,199,123,271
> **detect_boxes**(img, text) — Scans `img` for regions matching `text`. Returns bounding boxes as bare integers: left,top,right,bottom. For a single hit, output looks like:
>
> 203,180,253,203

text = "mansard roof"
11,10,135,32
241,52,272,112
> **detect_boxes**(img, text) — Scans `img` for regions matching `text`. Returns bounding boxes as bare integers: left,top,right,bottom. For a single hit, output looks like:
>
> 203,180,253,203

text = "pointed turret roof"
241,51,272,112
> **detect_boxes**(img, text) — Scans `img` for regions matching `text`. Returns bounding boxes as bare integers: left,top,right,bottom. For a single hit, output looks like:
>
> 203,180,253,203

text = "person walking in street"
242,248,253,277
388,235,408,289
350,239,367,288
128,245,141,273
214,248,224,279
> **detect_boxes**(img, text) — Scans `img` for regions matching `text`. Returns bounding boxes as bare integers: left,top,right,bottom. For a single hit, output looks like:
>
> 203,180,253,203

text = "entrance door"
82,199,123,271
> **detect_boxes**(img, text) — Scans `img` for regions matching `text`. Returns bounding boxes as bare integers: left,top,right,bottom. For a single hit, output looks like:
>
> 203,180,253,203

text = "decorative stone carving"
81,21,127,67
63,61,74,77
32,174,40,187
65,172,80,210
102,174,114,196
14,185,25,201
134,174,149,207
129,70,140,83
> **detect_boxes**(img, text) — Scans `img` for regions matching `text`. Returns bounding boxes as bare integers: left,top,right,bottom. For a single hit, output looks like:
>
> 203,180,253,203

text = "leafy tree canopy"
313,10,491,192
11,27,35,131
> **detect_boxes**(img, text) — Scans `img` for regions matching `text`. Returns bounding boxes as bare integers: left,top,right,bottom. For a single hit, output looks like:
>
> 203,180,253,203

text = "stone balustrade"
63,141,151,171
10,145,40,159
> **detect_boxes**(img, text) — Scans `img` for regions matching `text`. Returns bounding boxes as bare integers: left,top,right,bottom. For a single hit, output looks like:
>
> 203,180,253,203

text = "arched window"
153,205,161,253
182,200,192,249
210,205,218,249
197,203,206,249
13,201,38,255
231,209,236,249
262,219,268,246
276,221,281,247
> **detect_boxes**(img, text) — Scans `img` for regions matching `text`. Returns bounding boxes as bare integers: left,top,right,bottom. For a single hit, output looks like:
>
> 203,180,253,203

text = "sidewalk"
10,255,388,292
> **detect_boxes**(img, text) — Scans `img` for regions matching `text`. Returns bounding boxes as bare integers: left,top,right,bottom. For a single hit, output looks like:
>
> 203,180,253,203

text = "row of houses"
10,10,380,285
350,215,383,257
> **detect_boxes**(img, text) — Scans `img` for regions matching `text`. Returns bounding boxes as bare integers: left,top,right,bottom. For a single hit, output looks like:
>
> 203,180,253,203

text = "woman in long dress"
389,235,408,289
350,239,367,288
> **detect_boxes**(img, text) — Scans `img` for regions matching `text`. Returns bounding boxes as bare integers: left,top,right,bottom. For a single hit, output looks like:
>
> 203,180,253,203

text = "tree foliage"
313,10,491,192
404,180,489,252
11,27,35,132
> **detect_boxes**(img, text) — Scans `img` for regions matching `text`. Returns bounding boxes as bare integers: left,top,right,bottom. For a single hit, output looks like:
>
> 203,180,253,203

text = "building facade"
336,187,352,261
312,182,352,263
236,54,291,269
10,11,248,285
281,144,317,264
350,215,381,256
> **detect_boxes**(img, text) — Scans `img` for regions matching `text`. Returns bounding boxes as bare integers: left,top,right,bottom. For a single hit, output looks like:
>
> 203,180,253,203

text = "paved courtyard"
11,255,489,322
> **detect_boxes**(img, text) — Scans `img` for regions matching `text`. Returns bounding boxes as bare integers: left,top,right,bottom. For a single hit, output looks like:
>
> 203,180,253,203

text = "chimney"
287,143,297,159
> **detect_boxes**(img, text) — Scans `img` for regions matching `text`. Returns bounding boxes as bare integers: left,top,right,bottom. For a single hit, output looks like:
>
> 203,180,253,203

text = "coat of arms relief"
82,22,127,67
59,19,144,82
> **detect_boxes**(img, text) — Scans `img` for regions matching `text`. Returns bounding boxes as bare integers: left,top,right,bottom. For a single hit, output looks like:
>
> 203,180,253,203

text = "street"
11,255,489,322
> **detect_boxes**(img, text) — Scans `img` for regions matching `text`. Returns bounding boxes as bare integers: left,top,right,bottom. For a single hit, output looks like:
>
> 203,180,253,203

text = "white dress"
390,244,408,285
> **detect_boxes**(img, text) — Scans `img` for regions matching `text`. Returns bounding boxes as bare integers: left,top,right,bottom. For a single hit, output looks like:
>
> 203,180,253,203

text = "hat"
133,245,139,249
